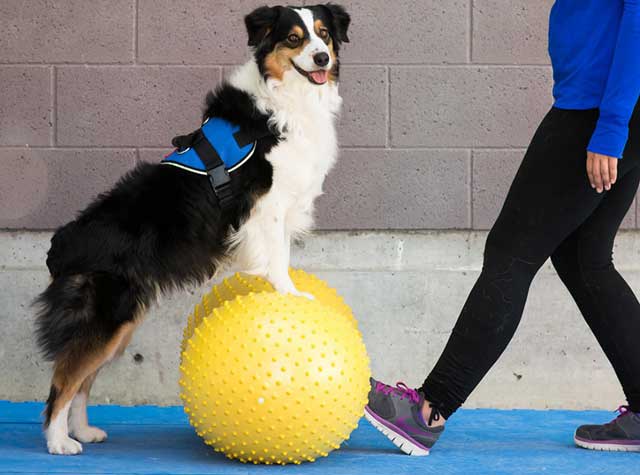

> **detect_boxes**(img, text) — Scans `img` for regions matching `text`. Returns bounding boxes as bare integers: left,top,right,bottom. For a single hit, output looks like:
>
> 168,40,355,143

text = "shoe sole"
364,406,430,456
575,434,640,452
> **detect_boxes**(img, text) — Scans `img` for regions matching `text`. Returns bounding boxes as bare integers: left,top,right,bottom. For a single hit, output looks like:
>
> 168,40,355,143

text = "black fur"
44,385,58,424
35,84,279,361
35,2,349,366
319,4,351,46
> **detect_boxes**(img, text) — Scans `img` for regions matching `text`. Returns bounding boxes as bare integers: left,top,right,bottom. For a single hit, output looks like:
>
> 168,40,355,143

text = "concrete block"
390,66,552,148
316,149,471,229
0,270,52,402
0,67,51,146
0,0,134,63
137,148,170,164
472,149,523,229
292,231,485,272
338,66,387,147
57,66,221,147
0,148,136,229
0,232,49,271
472,0,554,64
315,270,438,382
1,230,639,409
333,0,469,64
138,0,267,64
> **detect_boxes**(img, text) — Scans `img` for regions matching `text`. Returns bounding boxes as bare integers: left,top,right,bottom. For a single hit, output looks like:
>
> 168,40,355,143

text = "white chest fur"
227,61,342,286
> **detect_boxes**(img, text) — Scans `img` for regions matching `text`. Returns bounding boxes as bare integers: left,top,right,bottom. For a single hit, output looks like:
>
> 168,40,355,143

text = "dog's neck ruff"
162,117,257,175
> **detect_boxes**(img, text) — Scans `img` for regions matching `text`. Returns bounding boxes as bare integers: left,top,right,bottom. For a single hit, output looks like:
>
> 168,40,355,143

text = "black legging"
423,105,640,419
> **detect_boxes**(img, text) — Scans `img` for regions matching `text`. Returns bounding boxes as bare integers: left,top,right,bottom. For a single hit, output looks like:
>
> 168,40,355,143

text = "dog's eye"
287,34,301,46
318,28,329,42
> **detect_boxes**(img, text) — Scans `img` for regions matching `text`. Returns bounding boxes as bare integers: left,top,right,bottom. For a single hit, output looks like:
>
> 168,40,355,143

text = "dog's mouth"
291,61,329,85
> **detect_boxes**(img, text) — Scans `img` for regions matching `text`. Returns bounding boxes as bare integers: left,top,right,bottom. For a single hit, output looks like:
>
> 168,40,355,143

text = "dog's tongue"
309,70,328,85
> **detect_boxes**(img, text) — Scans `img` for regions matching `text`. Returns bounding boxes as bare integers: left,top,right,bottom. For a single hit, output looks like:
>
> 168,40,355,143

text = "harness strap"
164,117,276,210
190,129,234,209
233,122,273,148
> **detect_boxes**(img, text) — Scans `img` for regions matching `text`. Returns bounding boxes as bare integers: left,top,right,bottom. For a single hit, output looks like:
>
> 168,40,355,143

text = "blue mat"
0,401,636,474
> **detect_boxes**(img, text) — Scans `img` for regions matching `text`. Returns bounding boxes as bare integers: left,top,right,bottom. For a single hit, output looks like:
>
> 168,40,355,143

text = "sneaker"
364,378,445,456
574,406,640,452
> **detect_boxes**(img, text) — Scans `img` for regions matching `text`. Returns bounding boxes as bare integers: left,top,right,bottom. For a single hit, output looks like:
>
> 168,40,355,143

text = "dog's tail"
34,273,139,361
34,274,99,361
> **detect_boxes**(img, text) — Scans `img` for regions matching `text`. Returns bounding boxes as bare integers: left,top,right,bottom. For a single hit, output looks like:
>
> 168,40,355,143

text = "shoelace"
375,381,444,426
426,401,444,426
375,381,421,404
614,405,631,420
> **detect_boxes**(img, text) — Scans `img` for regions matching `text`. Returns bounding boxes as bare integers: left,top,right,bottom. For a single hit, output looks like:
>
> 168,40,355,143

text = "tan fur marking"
48,322,138,422
263,27,309,81
314,19,327,36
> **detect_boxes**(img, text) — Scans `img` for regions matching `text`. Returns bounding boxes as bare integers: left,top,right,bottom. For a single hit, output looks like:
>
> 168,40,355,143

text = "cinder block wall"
6,0,630,231
2,1,638,408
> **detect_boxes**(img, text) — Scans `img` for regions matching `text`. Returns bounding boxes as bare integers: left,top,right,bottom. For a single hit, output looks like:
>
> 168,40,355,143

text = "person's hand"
587,152,618,193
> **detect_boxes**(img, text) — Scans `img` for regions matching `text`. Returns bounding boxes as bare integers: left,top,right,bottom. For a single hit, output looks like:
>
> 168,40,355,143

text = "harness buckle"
207,164,233,209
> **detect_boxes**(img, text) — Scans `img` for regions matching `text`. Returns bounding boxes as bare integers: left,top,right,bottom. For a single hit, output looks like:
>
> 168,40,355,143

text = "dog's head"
245,4,350,86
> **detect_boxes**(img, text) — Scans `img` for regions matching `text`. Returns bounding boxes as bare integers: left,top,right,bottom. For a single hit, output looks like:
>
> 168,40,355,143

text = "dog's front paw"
47,436,83,455
295,291,315,301
71,426,108,443
287,290,316,300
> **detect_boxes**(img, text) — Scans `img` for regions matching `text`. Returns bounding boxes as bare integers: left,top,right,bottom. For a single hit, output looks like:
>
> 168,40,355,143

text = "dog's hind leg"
68,371,106,443
67,316,140,444
45,321,137,455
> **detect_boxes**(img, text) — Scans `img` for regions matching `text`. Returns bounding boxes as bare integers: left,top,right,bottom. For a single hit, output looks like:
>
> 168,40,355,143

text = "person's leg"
551,165,640,413
420,108,640,421
551,164,640,451
367,107,616,455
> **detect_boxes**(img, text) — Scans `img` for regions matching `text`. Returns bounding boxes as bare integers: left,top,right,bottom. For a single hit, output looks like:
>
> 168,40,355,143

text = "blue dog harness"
162,117,261,208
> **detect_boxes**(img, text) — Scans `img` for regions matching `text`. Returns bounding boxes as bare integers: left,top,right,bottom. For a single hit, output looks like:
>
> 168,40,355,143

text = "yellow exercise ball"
181,269,356,359
179,271,371,465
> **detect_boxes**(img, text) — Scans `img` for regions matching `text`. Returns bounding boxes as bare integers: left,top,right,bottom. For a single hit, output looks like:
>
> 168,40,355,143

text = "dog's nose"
313,52,330,67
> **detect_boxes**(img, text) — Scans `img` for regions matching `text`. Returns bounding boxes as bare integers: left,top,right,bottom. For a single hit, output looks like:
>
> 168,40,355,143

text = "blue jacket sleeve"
588,0,640,158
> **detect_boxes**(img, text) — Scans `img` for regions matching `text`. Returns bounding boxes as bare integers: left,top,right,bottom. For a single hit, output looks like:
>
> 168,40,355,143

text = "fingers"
609,157,618,186
591,154,603,193
601,157,611,191
588,153,618,193
587,152,595,189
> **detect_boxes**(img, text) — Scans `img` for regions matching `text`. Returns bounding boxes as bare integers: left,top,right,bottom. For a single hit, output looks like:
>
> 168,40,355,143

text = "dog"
35,3,350,455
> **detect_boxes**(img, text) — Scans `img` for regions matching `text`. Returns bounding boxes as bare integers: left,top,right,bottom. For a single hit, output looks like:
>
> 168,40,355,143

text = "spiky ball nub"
179,269,371,465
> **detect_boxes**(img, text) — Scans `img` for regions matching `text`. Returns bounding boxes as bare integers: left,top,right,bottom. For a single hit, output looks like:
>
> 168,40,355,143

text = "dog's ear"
323,3,350,43
244,5,281,47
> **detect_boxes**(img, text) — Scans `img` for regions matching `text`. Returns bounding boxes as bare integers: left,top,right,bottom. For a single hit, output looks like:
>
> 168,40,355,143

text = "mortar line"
50,66,57,147
340,146,530,151
0,62,552,68
469,0,474,63
134,0,139,64
386,66,391,148
469,149,474,228
0,145,531,151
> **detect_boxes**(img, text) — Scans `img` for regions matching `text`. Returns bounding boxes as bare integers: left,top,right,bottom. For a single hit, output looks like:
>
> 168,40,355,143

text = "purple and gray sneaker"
575,406,640,452
364,378,444,456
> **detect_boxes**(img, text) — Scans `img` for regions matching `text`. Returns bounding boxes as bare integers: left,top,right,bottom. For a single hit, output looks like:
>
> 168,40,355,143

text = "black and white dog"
35,3,350,455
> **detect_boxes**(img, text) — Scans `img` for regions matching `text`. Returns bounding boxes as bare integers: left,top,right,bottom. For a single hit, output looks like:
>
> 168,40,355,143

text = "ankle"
421,400,446,428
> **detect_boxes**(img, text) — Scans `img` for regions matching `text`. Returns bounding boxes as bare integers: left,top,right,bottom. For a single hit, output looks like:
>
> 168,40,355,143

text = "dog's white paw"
273,284,315,300
47,436,83,455
296,291,315,300
71,426,108,443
